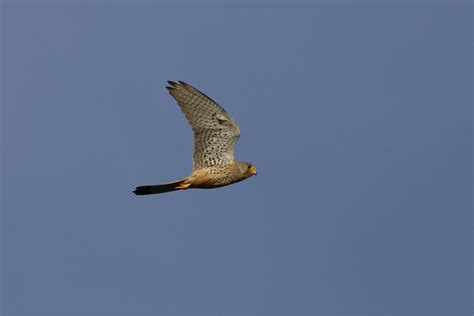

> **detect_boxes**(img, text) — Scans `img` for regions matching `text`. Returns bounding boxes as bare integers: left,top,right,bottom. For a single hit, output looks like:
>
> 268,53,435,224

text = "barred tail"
133,179,190,195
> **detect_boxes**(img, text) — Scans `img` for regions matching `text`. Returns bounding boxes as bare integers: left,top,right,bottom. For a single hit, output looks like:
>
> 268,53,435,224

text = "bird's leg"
175,182,191,190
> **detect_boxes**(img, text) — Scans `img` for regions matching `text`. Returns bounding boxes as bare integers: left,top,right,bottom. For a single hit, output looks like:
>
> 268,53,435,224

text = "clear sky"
1,1,471,315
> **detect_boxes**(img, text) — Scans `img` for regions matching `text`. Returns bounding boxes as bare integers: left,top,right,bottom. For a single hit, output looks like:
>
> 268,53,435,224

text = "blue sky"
1,1,471,315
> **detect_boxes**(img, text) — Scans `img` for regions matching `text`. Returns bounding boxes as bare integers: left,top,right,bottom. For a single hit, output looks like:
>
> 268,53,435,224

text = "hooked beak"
249,165,257,175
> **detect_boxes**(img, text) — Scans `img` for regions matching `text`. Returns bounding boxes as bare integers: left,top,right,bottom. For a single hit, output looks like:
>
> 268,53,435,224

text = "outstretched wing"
166,81,240,170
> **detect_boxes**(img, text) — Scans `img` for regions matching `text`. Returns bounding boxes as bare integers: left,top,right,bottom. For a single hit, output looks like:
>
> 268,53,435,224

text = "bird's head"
236,161,257,178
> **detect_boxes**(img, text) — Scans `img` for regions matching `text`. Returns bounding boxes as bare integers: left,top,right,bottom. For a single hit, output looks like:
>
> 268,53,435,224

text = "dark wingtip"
166,81,178,90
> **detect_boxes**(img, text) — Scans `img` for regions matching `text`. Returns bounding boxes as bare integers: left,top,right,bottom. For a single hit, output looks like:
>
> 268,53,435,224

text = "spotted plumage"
133,81,256,195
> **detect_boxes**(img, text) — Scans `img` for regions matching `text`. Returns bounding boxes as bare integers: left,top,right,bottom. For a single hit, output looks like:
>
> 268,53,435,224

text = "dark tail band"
133,180,188,195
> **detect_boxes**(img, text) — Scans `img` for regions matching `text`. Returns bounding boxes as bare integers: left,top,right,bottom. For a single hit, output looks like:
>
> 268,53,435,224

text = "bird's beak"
249,166,257,175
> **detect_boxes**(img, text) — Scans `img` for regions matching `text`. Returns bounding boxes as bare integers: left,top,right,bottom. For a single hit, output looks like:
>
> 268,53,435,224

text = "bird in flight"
133,81,256,195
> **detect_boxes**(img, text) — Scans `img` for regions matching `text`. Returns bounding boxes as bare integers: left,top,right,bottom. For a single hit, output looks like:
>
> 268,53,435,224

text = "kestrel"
133,81,256,195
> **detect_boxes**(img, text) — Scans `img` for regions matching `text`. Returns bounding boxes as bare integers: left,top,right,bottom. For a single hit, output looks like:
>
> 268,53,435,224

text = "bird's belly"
190,169,237,189
192,176,233,189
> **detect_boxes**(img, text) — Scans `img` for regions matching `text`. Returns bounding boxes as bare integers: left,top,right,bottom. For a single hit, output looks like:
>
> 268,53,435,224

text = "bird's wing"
166,81,240,170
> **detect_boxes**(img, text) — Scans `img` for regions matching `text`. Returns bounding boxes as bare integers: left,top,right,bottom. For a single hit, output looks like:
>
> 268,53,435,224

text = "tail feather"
133,179,188,195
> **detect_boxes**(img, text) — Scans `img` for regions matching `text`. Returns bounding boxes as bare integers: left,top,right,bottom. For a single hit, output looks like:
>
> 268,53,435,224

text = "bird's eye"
247,165,252,170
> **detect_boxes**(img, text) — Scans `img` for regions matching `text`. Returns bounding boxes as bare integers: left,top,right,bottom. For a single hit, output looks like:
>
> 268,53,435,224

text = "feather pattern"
166,81,240,170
